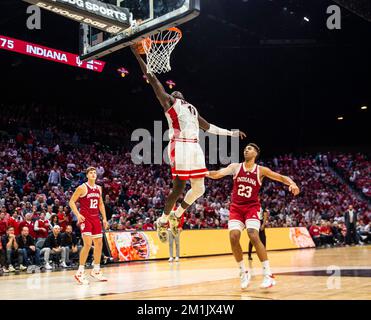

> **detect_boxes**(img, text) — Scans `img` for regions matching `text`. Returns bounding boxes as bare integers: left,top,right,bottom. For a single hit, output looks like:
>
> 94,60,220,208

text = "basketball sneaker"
240,271,251,289
90,270,108,282
168,211,180,237
155,218,168,243
260,274,276,289
74,272,89,285
19,264,27,271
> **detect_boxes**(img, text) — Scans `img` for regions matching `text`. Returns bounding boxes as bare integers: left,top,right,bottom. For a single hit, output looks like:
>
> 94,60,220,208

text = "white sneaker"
168,257,174,262
260,274,276,289
175,257,179,262
75,272,89,285
3,267,9,273
44,263,53,270
155,218,169,243
240,271,251,289
90,270,108,282
19,264,27,271
8,265,15,272
60,262,68,268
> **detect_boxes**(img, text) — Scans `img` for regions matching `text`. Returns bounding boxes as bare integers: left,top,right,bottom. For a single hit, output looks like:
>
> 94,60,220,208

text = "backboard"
79,0,200,61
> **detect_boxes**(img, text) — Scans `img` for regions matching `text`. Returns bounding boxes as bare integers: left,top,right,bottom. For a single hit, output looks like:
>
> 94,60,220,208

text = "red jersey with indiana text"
228,163,262,227
79,183,101,219
231,163,262,206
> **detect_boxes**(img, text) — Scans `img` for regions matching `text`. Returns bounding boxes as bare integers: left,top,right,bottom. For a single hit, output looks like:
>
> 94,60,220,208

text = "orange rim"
144,27,182,45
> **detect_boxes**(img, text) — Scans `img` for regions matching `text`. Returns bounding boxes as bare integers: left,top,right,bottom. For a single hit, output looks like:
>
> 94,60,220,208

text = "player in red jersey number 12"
69,167,109,285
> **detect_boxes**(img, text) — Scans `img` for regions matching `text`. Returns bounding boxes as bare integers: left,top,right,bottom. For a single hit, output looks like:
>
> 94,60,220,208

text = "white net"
141,27,182,74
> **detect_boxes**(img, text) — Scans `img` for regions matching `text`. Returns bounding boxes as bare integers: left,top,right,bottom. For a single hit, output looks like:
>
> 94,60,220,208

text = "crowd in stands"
333,153,371,198
0,103,370,273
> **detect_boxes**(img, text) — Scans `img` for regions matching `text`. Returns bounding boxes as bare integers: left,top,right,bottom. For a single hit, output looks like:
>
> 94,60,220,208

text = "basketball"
134,38,151,55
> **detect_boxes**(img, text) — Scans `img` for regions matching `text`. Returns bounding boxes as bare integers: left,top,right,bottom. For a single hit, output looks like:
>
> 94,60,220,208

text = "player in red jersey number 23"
208,143,300,289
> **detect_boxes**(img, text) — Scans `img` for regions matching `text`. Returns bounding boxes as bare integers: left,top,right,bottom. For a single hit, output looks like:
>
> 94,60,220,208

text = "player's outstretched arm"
130,45,174,112
260,166,300,196
98,186,109,231
207,163,240,179
198,115,247,140
69,185,86,224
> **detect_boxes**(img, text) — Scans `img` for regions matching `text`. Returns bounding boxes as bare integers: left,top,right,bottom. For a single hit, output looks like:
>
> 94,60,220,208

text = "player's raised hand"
239,131,247,139
231,130,247,139
289,183,300,196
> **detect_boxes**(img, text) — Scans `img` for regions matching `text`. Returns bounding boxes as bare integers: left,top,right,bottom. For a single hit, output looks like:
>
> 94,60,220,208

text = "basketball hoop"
141,27,182,74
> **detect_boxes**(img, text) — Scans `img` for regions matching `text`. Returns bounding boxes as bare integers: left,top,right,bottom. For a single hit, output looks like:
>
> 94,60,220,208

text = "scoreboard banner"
105,227,315,262
22,0,132,34
0,35,105,72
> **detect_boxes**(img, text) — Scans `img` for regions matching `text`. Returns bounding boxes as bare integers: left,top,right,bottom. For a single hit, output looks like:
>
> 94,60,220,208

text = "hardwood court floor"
1,246,370,300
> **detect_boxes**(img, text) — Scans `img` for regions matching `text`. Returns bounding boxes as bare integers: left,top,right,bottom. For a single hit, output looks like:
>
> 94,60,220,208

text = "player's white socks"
174,206,185,218
159,213,169,224
238,260,247,273
78,265,85,273
262,260,272,276
93,264,100,272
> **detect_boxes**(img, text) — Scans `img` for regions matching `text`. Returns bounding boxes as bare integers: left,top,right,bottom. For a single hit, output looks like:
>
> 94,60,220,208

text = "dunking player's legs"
157,177,186,242
162,177,186,217
173,178,206,218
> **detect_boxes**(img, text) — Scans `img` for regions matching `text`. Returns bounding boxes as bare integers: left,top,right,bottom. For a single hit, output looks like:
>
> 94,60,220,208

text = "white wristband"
207,124,239,137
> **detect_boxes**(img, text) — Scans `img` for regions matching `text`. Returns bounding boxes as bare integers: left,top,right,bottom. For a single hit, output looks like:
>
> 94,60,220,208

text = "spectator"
1,226,20,272
1,207,10,222
34,212,50,242
320,221,335,247
18,213,36,238
48,166,61,186
0,212,8,237
7,210,21,236
357,220,370,244
344,205,362,245
16,226,41,268
0,235,7,273
331,222,344,245
57,206,68,232
45,205,55,220
49,214,59,229
363,222,371,243
61,225,80,266
143,217,154,231
41,225,68,270
168,215,184,263
309,221,321,247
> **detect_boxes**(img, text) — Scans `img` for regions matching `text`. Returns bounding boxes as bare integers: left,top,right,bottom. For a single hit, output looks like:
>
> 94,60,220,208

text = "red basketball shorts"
79,215,102,238
228,203,261,232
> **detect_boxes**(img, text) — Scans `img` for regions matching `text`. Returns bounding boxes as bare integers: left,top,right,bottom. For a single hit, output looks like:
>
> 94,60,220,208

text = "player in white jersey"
131,45,246,242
